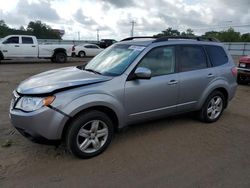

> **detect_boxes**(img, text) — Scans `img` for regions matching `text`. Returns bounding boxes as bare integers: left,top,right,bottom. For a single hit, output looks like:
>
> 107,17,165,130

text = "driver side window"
4,37,19,44
138,46,175,77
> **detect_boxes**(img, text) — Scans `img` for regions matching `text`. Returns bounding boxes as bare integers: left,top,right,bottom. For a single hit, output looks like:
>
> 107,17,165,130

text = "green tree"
241,33,250,42
0,20,10,37
181,28,195,37
154,27,181,37
27,20,61,39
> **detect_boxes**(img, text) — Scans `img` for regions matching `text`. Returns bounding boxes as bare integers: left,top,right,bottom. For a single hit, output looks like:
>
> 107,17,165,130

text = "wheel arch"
61,105,120,141
53,48,67,57
197,81,229,110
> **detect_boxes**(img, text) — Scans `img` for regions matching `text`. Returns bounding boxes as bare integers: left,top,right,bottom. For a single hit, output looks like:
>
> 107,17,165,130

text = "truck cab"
0,35,38,58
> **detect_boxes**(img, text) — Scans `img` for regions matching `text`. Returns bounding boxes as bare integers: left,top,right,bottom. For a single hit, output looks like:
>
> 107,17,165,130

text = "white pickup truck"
0,35,74,63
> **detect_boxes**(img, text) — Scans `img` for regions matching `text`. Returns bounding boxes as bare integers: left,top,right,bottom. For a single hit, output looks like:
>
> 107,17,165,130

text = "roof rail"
120,36,220,43
120,36,158,42
153,36,220,43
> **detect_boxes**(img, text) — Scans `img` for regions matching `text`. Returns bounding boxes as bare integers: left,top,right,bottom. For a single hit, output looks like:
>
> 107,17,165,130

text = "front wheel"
198,91,225,123
78,51,86,58
66,111,114,159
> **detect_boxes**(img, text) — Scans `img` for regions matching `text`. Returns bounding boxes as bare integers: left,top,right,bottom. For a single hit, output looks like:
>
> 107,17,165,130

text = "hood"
17,66,112,95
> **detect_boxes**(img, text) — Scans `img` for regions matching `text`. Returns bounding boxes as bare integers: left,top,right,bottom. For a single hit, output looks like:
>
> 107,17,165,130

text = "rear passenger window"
179,46,207,72
205,46,228,66
22,37,34,44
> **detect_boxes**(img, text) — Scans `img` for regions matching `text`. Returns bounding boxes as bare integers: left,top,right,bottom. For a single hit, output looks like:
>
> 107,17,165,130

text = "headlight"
239,63,246,68
15,96,55,112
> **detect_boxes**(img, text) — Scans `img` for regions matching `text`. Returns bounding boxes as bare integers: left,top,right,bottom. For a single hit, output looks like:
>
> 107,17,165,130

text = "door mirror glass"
134,67,151,79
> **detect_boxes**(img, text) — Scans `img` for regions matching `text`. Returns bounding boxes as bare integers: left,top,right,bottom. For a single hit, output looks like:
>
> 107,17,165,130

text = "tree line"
0,19,249,42
154,27,250,42
0,20,61,39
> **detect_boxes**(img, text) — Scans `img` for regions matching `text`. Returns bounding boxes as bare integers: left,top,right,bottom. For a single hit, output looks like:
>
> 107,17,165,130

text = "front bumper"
10,106,69,144
238,67,250,76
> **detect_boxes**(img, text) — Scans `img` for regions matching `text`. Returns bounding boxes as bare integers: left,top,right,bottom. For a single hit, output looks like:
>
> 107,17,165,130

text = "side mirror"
134,67,151,79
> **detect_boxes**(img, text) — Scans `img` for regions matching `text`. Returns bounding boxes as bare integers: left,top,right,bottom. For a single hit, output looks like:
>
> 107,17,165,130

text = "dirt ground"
0,58,250,188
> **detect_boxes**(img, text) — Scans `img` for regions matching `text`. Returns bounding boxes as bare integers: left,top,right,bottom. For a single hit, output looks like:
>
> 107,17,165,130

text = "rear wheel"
78,51,86,58
66,111,114,159
199,91,225,123
55,52,67,63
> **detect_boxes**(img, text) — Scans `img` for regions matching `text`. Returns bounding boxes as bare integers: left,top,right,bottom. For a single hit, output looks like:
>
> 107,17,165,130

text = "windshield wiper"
84,68,102,75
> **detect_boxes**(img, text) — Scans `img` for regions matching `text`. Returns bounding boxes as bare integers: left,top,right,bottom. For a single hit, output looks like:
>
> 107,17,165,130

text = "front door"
125,46,179,122
1,36,20,57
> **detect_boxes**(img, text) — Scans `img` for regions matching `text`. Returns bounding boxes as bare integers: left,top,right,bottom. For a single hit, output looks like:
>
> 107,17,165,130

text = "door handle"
207,73,214,78
32,45,36,47
168,80,178,85
15,45,20,47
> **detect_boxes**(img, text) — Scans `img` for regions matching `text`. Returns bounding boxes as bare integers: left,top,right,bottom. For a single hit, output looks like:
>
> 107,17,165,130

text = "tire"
237,74,248,85
198,91,225,123
55,52,67,63
66,110,114,159
78,51,86,58
51,57,56,63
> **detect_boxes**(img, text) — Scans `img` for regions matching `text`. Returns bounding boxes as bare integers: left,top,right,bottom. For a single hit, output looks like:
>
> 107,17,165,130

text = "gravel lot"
0,58,250,188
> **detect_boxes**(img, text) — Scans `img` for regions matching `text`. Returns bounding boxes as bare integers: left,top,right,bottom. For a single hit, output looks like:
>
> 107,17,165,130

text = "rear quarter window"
205,46,228,67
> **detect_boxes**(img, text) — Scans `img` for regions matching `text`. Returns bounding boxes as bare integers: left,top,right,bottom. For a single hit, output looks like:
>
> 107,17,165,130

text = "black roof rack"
120,36,220,43
153,36,220,43
120,36,158,42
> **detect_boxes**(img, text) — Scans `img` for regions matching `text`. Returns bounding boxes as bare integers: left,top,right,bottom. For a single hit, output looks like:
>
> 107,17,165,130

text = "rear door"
20,36,38,57
176,45,216,112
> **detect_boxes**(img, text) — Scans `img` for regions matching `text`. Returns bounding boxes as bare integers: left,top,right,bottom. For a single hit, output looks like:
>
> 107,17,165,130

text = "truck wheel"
237,74,248,85
78,51,86,58
66,110,114,159
198,91,225,123
51,57,56,63
55,52,67,63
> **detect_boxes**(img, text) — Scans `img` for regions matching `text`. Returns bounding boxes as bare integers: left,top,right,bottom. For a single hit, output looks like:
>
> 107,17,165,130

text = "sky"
0,0,249,40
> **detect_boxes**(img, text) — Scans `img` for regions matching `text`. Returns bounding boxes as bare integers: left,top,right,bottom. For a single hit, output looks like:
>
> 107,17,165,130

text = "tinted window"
22,37,33,44
139,46,175,77
4,37,19,44
179,46,207,72
85,45,93,49
205,46,228,66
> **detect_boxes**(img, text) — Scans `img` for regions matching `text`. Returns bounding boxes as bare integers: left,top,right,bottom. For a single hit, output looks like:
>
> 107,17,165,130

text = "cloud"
98,0,136,8
17,0,60,22
74,9,97,26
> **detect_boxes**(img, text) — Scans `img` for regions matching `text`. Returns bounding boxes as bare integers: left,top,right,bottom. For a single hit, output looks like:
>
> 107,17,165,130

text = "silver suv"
10,36,237,158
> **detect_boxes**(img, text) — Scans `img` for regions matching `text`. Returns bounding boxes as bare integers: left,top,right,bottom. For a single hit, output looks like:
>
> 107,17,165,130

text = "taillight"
231,67,237,77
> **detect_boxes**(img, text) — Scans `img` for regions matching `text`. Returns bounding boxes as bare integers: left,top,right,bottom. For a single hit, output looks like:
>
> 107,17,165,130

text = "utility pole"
78,31,80,40
130,20,136,37
97,29,100,42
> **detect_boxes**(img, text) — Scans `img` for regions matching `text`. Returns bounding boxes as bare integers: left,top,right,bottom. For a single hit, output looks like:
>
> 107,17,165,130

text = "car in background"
74,44,103,57
99,39,117,48
237,55,250,84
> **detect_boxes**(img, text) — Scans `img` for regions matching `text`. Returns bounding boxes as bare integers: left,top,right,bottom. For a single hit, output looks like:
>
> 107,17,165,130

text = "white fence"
223,42,250,56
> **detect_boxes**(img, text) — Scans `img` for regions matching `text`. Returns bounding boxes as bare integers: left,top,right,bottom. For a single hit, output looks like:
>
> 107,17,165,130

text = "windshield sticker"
128,46,145,51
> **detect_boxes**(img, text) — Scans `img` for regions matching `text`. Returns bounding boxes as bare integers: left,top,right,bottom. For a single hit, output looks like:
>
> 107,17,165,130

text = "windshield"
85,44,145,76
